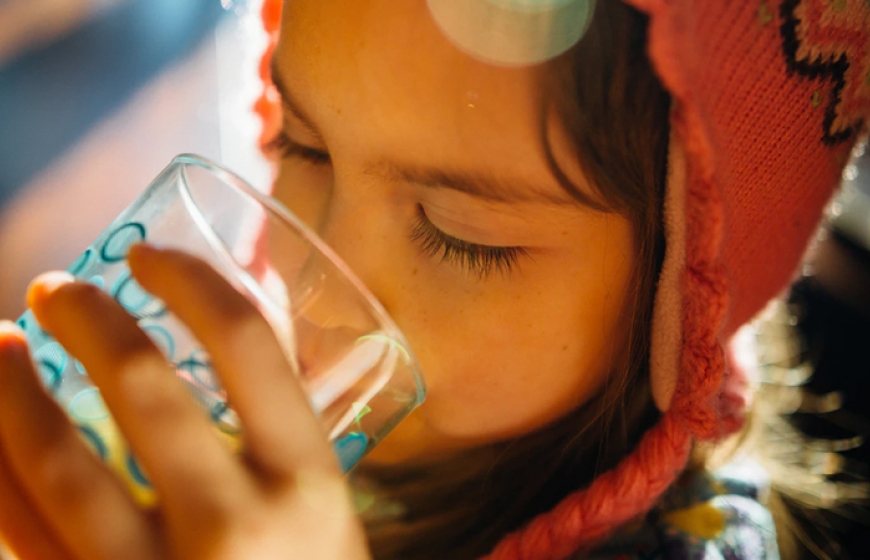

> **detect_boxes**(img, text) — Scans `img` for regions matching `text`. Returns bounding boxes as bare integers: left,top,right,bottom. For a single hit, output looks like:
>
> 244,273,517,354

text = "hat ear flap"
650,129,688,412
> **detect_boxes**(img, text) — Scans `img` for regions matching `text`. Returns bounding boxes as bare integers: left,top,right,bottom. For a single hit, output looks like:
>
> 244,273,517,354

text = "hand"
0,245,371,560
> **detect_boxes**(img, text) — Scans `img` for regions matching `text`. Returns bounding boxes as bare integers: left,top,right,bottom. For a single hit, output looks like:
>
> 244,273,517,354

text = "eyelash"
267,130,526,278
410,206,527,278
265,129,331,165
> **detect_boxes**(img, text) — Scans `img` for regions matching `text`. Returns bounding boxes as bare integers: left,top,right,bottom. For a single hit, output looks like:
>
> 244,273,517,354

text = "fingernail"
0,320,27,354
0,320,24,337
26,271,75,309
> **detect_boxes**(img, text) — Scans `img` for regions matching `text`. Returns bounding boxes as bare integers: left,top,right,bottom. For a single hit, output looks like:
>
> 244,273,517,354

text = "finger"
26,273,247,508
0,321,161,560
0,440,73,560
127,245,337,477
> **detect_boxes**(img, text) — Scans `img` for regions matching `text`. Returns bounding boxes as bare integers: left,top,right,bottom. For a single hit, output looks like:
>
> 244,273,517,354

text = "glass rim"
169,153,426,402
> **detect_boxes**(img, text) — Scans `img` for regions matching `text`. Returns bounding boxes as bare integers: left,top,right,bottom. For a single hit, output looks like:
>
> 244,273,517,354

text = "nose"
310,194,392,314
283,199,415,439
269,188,394,349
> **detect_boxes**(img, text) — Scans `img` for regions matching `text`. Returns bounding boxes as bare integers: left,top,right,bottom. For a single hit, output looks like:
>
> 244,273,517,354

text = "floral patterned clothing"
590,458,779,559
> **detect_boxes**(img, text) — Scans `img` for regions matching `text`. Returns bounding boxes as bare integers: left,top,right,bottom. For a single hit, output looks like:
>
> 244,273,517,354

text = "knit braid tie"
483,413,691,560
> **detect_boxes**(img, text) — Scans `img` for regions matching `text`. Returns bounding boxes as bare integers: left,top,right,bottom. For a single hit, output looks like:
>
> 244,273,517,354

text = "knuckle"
28,428,93,506
112,350,178,413
178,487,246,537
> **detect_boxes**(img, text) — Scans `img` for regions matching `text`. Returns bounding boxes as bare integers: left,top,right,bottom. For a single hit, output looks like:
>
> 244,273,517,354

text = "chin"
360,407,534,467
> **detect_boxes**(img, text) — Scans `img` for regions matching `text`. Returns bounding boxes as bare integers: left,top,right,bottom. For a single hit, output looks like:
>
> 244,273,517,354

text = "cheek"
392,214,636,444
403,261,632,442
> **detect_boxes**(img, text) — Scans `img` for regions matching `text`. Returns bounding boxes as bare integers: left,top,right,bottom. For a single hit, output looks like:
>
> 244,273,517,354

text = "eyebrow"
367,162,578,205
270,60,578,206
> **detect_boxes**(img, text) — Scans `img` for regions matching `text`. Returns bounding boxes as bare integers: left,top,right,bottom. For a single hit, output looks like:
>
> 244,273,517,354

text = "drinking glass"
15,154,425,502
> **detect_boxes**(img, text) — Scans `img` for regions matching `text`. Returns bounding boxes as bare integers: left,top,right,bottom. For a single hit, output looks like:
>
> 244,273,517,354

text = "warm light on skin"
271,0,636,463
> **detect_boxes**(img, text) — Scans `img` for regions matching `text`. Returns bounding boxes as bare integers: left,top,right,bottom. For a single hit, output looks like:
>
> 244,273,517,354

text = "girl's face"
272,0,635,463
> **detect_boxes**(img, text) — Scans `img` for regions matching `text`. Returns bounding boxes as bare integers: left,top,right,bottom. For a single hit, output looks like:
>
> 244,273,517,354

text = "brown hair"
352,3,671,558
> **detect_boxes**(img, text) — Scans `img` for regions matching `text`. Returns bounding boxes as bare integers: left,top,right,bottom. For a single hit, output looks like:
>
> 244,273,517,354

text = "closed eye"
410,205,528,278
266,129,332,166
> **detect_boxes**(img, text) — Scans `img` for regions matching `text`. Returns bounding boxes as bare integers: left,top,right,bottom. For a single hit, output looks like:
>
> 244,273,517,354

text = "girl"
0,0,867,558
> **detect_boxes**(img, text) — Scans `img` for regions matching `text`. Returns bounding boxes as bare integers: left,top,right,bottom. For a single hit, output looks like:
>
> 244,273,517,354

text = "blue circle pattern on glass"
335,432,369,473
112,271,166,319
177,355,221,393
69,247,94,277
86,275,105,289
17,220,162,489
100,222,146,263
19,218,380,480
140,323,176,361
209,400,242,436
78,424,108,460
126,453,152,488
34,342,67,392
69,387,109,422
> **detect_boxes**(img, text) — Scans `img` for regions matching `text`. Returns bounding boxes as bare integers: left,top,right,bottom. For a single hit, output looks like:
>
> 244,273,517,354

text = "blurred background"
0,0,270,318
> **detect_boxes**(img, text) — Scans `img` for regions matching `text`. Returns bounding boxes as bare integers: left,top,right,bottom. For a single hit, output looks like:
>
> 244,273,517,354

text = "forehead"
276,1,559,172
278,1,543,111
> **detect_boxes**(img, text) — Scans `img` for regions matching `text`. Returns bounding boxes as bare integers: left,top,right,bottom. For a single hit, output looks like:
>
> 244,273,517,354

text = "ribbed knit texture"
484,415,692,560
254,1,869,558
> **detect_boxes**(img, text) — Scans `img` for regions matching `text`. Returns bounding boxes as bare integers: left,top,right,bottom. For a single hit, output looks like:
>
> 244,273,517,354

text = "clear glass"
15,154,425,500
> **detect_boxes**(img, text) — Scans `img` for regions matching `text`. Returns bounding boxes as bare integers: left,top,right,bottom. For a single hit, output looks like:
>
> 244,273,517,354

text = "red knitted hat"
255,1,869,558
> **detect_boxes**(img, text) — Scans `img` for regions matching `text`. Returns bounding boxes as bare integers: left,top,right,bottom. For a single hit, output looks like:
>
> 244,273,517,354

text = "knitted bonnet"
254,1,870,558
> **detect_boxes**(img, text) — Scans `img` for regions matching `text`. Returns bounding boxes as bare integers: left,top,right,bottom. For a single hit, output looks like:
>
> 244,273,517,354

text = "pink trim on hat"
632,0,730,441
649,130,687,411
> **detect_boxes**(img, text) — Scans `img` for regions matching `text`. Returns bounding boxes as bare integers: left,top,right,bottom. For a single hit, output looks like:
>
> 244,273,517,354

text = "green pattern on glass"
352,402,373,430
